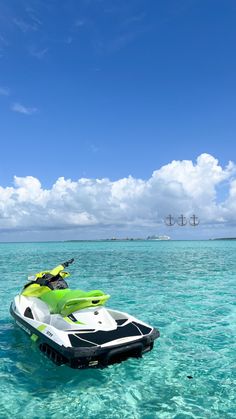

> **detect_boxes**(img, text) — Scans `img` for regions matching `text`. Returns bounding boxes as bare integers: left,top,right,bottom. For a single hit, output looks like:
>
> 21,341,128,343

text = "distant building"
147,235,170,241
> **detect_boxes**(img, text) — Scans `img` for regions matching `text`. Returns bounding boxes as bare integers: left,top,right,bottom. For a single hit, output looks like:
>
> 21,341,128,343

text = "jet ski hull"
10,302,159,369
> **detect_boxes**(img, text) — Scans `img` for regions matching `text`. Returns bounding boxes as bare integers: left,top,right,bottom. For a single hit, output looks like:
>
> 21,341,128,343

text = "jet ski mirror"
27,275,37,282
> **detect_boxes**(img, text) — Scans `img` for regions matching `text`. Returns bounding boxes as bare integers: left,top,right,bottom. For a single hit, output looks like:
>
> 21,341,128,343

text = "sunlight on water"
0,240,236,418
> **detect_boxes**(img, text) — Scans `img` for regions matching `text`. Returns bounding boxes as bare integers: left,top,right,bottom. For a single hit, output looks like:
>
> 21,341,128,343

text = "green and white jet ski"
10,259,159,368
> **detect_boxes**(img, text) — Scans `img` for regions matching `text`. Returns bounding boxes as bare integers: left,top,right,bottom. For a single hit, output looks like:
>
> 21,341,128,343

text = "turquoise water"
0,240,235,418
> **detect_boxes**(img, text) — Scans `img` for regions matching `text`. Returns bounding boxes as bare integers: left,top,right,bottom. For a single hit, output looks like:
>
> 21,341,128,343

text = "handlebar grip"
62,258,74,268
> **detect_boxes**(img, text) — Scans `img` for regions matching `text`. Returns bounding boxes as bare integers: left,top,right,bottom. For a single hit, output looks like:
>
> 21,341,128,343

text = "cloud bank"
0,154,236,238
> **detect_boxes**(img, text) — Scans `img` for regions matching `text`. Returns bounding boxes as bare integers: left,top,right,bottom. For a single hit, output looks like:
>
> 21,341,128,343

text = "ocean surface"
0,240,235,418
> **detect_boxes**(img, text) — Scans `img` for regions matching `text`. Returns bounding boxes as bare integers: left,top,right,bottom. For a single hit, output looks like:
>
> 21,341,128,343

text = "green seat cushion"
40,289,110,316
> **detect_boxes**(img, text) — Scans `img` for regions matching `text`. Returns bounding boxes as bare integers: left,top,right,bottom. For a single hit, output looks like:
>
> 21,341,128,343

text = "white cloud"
75,19,86,28
0,154,235,237
13,17,39,33
0,86,10,96
11,102,38,115
0,35,9,47
65,36,73,45
29,47,48,59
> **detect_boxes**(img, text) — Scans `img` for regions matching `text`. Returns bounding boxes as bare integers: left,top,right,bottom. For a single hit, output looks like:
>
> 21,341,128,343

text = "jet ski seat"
40,289,110,317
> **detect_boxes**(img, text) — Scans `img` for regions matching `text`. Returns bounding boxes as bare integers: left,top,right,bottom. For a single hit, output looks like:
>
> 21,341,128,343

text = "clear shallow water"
0,240,235,418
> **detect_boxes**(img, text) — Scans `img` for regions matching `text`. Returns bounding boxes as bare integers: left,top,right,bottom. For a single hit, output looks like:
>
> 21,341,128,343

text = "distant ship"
147,235,170,241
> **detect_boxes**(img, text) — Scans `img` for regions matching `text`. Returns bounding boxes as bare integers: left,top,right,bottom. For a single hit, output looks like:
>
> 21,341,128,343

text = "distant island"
66,238,143,242
210,237,236,240
66,235,171,242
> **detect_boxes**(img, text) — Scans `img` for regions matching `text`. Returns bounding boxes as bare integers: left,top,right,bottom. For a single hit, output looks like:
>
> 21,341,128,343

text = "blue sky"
0,0,236,240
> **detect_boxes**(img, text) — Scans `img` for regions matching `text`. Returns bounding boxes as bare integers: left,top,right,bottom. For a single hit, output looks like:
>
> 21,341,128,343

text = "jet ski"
10,259,159,369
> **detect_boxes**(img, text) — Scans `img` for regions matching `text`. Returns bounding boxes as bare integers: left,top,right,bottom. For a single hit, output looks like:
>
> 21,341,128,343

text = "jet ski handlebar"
62,258,74,268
